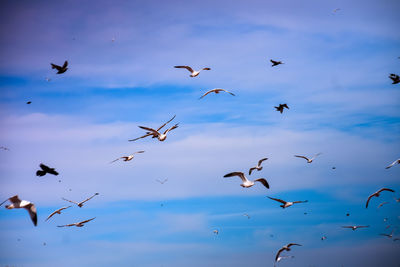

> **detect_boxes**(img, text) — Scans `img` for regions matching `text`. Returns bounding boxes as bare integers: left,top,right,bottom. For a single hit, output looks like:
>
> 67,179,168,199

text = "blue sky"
0,0,400,266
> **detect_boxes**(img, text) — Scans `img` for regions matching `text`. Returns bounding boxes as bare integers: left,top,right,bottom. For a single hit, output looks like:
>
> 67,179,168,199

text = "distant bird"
341,225,369,231
243,213,250,219
62,193,99,208
275,243,301,262
249,158,268,175
0,146,10,151
389,74,400,84
267,196,308,208
111,37,116,42
332,166,336,169
294,153,322,163
199,88,235,99
380,230,395,239
394,197,400,203
274,104,289,113
321,236,327,241
270,59,284,67
129,115,177,142
384,218,388,222
378,202,389,208
333,8,341,13
223,171,269,189
45,206,72,221
4,195,37,226
50,61,68,74
346,213,350,216
57,217,95,228
394,238,400,241
385,159,400,169
110,151,145,163
174,66,211,77
156,178,168,184
213,229,219,235
366,188,395,208
26,101,31,104
45,77,51,82
36,163,59,177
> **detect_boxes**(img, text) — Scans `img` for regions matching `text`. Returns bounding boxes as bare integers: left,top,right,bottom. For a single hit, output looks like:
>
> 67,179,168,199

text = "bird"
129,115,177,142
389,74,400,84
321,236,327,241
199,88,235,99
333,8,341,13
394,197,400,203
135,124,178,142
26,101,31,104
62,193,99,208
57,217,96,228
294,153,322,163
270,59,284,67
45,77,51,82
341,225,369,231
385,159,400,169
243,213,250,219
275,243,301,262
366,188,395,208
223,172,269,189
378,202,389,208
213,229,219,235
110,151,145,163
249,158,268,175
0,146,10,151
174,66,210,77
4,195,37,226
267,196,308,208
36,163,59,177
380,230,395,239
45,206,72,221
50,61,68,74
274,104,289,113
111,37,116,42
346,213,350,217
156,178,168,184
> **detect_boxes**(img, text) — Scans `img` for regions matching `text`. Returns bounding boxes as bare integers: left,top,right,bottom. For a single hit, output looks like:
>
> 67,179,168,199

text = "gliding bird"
341,225,369,231
128,115,177,142
199,88,235,99
267,196,308,208
62,193,99,208
386,159,400,169
45,206,72,221
36,163,59,177
51,61,68,74
249,158,268,175
294,153,322,163
366,188,395,208
270,59,284,67
57,217,96,228
275,243,301,262
174,66,210,77
110,151,145,163
223,172,269,189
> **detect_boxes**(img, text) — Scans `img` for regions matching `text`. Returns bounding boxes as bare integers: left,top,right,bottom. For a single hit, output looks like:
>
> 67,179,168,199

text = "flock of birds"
1,29,400,267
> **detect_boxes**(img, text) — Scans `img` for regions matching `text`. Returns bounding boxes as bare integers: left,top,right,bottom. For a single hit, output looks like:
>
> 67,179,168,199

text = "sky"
0,0,399,266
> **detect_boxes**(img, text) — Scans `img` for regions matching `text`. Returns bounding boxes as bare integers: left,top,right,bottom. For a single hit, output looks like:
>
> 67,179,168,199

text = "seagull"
378,202,389,208
156,178,168,184
341,225,369,231
62,193,99,208
26,101,31,104
45,206,72,221
4,195,37,226
36,163,59,177
128,115,177,142
294,153,322,163
110,151,145,163
267,196,308,208
57,217,96,228
385,159,400,169
213,229,219,235
243,213,250,219
135,124,178,142
366,188,395,208
274,104,289,113
321,236,327,241
199,88,235,99
249,158,268,175
275,243,301,262
50,61,68,74
270,59,284,67
223,171,269,189
389,74,400,84
174,66,210,77
380,230,395,239
0,146,10,151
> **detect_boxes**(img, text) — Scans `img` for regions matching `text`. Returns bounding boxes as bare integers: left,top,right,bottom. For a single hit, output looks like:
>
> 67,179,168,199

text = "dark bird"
129,115,177,142
51,61,68,74
62,193,99,208
26,101,31,104
249,158,268,175
275,243,301,262
267,196,308,208
274,104,289,113
223,171,269,189
341,225,369,231
57,217,95,228
366,188,395,208
270,59,284,67
389,74,400,84
36,163,59,177
0,146,10,151
380,230,395,239
4,195,37,226
174,66,210,77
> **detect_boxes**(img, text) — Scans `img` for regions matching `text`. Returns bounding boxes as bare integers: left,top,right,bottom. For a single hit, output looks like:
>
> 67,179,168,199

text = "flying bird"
136,124,178,142
270,59,284,67
45,206,72,221
62,193,99,208
378,202,389,208
0,146,10,151
156,178,168,184
199,88,235,99
366,188,395,208
267,196,308,208
275,243,301,262
341,225,369,231
50,61,68,74
243,213,250,219
321,236,327,241
380,230,395,239
4,195,37,226
223,171,269,189
389,74,400,84
213,229,219,235
294,153,322,163
274,104,289,113
385,159,400,169
333,8,341,13
249,158,268,175
129,115,177,142
36,163,59,177
26,101,31,104
174,66,210,77
110,151,145,163
57,217,96,228
45,77,51,82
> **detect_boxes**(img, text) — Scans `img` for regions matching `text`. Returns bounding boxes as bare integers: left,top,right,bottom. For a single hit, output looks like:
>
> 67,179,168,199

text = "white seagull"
136,124,178,142
386,159,400,169
174,66,210,77
45,206,72,221
294,153,322,163
223,172,270,189
110,151,145,163
62,193,99,208
249,158,268,175
267,196,308,208
4,195,37,226
366,188,395,208
128,115,178,142
199,88,235,99
275,243,302,262
57,217,96,228
341,225,369,231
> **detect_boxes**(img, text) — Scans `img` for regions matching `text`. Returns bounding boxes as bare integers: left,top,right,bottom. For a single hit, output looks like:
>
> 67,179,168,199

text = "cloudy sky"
0,0,399,266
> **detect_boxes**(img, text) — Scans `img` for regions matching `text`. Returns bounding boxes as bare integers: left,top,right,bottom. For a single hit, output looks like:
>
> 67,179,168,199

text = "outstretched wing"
275,247,286,262
156,115,176,131
249,167,257,175
163,124,179,134
138,126,159,135
128,133,152,142
267,196,286,204
223,172,248,183
378,188,395,194
293,200,308,204
217,89,235,96
174,66,194,73
385,159,400,169
79,217,96,224
199,89,215,99
80,193,99,205
254,178,269,189
26,203,37,226
365,194,375,208
62,197,79,205
57,223,75,227
109,157,121,164
294,155,310,162
50,63,62,71
287,243,302,248
62,60,68,68
258,158,268,166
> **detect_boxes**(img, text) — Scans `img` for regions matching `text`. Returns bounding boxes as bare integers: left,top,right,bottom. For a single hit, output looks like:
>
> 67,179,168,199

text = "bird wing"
80,217,96,224
62,60,68,68
138,126,159,135
380,233,391,237
134,151,145,154
128,133,152,142
26,203,37,226
45,210,58,221
156,115,176,131
218,89,235,96
8,195,21,205
202,67,211,71
310,153,322,161
109,157,121,163
164,124,179,134
48,168,59,176
365,194,375,208
40,163,51,172
254,178,270,189
248,167,257,175
287,243,302,247
293,200,308,204
267,196,286,205
258,158,268,166
79,193,99,205
275,248,286,262
341,226,353,228
174,66,194,73
282,104,289,109
385,159,400,169
294,155,310,161
51,63,62,71
199,89,215,99
223,172,248,183
57,223,76,227
62,197,79,205
378,188,395,194
270,60,278,64
356,225,369,228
